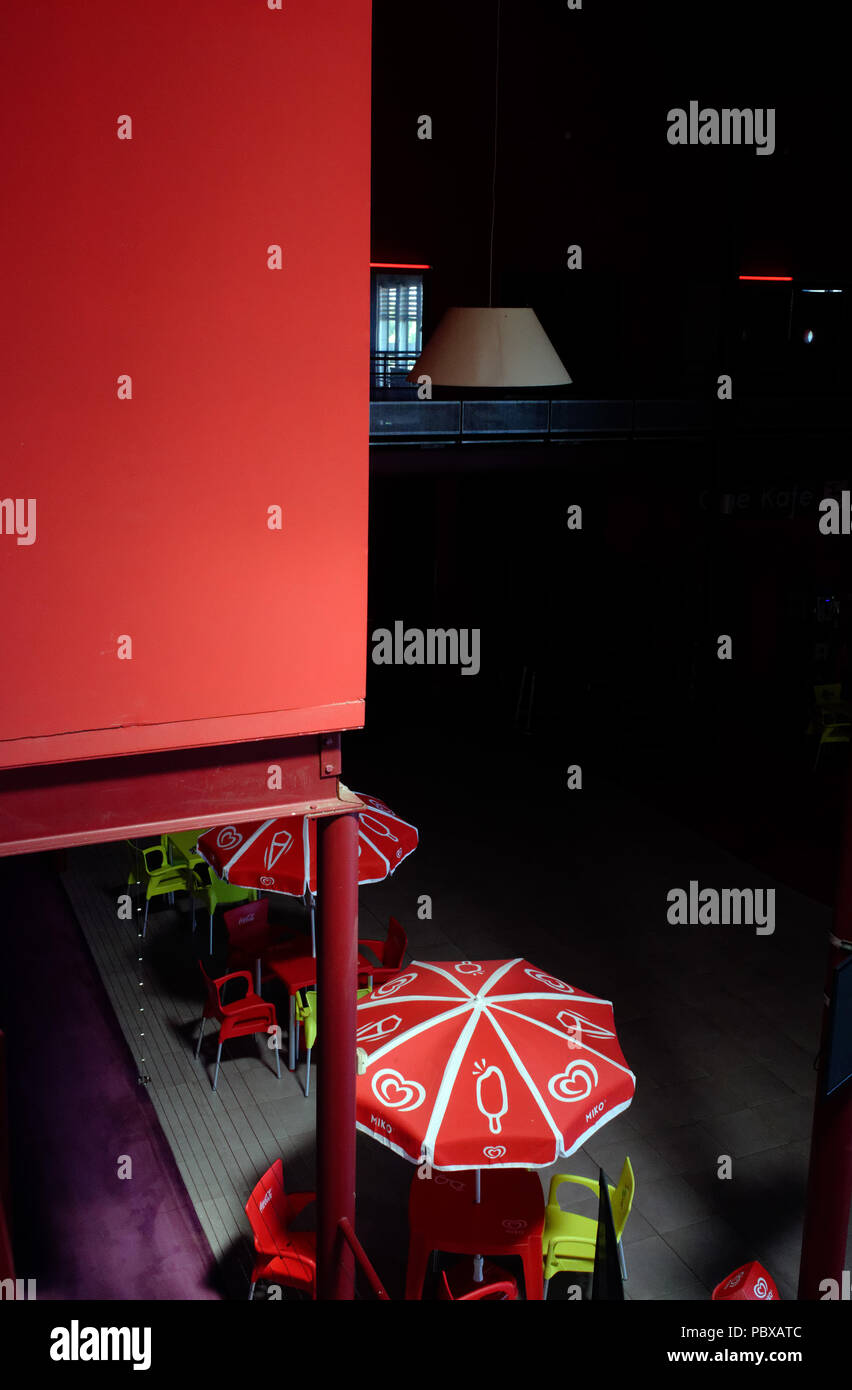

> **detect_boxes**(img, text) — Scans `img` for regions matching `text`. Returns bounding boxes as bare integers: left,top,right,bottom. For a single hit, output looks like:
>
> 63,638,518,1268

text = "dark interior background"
355,0,852,905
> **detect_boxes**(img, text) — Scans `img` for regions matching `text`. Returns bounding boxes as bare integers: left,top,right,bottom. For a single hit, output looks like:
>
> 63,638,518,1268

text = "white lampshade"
408,307,571,388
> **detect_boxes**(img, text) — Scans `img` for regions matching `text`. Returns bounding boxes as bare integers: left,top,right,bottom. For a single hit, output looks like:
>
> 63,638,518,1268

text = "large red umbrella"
197,792,418,952
355,958,635,1171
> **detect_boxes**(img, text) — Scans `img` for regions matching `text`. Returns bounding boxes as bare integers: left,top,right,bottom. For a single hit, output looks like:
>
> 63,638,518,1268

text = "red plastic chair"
712,1261,780,1301
357,916,407,988
224,898,282,993
195,962,281,1092
245,1159,316,1299
438,1259,518,1301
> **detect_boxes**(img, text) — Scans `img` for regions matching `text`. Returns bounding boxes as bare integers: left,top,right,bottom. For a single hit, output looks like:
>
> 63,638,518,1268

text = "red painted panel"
0,3,370,769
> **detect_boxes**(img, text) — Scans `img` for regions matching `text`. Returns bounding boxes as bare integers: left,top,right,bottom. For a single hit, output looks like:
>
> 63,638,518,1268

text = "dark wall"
366,431,852,776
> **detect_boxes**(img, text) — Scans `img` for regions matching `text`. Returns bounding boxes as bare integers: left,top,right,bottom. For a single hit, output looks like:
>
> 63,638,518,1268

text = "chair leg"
195,1017,206,1058
212,1041,223,1091
304,1048,311,1098
142,896,150,939
248,1281,256,1301
543,1276,550,1301
274,1038,281,1080
618,1240,627,1280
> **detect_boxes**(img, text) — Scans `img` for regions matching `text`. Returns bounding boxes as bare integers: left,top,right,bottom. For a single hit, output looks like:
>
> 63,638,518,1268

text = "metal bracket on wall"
320,732,342,778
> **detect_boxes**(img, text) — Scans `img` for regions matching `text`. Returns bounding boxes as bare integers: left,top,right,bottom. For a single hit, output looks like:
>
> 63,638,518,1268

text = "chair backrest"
302,990,318,1051
209,871,255,907
245,1159,290,1251
224,898,270,955
384,917,407,969
815,683,842,705
197,960,220,1012
612,1156,635,1237
128,839,169,874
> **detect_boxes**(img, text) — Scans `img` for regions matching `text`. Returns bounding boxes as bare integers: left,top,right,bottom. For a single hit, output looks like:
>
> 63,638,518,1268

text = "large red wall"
0,3,371,769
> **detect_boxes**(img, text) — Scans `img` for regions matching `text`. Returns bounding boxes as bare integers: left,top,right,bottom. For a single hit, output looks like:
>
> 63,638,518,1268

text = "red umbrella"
197,793,418,952
356,958,635,1171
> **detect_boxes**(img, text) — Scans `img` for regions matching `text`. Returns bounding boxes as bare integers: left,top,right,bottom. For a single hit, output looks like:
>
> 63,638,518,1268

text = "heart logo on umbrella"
376,972,417,996
482,1146,506,1160
754,1278,772,1300
502,1218,528,1233
455,961,483,975
371,1068,425,1111
216,826,242,851
548,1060,599,1102
259,875,275,887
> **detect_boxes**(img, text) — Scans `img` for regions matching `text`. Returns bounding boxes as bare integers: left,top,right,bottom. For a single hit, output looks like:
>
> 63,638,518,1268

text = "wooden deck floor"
60,840,387,1296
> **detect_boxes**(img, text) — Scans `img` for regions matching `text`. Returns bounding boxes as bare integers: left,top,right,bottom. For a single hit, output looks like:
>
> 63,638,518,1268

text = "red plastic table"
406,1167,545,1300
264,935,318,1070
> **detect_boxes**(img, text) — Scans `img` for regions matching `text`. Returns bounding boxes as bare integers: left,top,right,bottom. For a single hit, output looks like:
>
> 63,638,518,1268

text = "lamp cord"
488,0,502,309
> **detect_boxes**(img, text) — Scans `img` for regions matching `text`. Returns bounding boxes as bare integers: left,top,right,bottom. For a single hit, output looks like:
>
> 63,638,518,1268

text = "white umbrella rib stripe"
359,1000,474,1066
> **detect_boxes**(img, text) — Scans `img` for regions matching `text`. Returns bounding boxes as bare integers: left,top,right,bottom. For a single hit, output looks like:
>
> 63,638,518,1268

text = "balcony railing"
369,395,852,444
371,351,419,389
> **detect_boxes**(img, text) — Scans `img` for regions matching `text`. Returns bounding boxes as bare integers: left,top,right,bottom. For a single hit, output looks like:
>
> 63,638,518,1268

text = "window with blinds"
372,273,423,386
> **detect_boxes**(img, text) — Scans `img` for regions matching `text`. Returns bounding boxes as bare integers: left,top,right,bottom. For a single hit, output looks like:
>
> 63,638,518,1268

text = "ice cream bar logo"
356,1014,401,1043
474,1061,508,1134
264,830,293,871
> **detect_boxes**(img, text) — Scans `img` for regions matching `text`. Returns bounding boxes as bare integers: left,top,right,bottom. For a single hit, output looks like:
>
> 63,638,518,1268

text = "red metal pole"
316,811,359,1300
797,762,852,1298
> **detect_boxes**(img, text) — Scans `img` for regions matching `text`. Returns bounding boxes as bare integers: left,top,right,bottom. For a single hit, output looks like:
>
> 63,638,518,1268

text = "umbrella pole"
473,1169,483,1283
310,891,316,958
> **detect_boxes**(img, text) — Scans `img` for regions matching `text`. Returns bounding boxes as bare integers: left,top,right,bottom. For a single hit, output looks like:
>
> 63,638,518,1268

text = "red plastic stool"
437,1258,518,1301
712,1261,780,1301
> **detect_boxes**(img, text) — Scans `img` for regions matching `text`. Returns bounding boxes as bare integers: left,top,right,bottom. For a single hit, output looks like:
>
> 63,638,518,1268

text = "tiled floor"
60,738,852,1299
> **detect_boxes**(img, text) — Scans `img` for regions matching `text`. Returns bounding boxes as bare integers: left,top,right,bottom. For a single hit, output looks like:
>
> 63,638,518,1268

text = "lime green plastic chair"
809,685,852,769
814,719,852,770
125,840,192,939
191,863,258,955
166,829,211,876
542,1157,634,1299
294,987,371,1098
127,836,171,887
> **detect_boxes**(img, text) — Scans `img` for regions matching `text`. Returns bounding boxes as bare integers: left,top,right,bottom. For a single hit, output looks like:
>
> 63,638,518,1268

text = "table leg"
522,1239,544,1300
289,993,296,1071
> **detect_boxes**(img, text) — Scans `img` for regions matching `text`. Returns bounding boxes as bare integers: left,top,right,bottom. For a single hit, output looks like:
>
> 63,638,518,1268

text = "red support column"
797,929,852,1299
798,758,852,1298
316,811,359,1300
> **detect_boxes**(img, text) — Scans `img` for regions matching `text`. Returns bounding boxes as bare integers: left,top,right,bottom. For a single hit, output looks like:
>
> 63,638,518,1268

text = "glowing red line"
738,275,793,282
370,262,431,269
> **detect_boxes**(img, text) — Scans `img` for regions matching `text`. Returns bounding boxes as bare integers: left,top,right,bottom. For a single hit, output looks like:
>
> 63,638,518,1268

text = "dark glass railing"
369,395,852,443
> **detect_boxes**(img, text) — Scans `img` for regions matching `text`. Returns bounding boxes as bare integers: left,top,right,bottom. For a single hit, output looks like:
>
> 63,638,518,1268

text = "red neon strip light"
738,275,792,282
370,262,431,269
